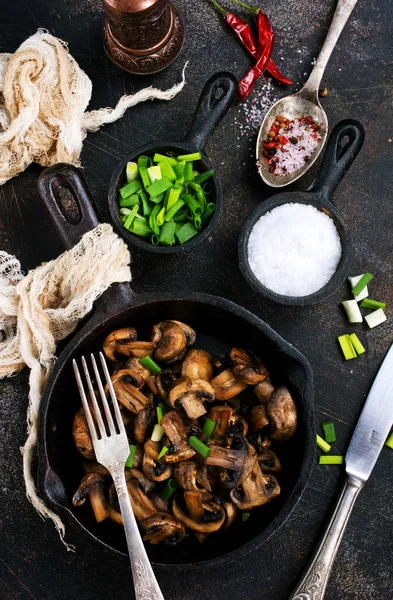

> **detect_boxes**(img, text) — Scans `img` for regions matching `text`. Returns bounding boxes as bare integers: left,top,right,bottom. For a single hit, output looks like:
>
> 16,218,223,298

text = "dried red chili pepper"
237,11,274,101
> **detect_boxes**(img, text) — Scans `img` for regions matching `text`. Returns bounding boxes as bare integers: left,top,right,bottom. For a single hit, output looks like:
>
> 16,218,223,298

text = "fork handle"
288,477,362,600
113,469,165,600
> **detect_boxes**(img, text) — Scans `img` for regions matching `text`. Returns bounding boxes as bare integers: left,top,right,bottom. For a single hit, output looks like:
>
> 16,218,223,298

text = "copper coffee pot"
103,0,184,75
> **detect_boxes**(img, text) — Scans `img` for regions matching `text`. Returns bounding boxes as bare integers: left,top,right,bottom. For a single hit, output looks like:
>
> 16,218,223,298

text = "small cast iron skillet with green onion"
109,72,237,253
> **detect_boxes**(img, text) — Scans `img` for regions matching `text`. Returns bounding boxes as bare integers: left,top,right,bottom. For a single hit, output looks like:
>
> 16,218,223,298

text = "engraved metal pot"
102,0,184,75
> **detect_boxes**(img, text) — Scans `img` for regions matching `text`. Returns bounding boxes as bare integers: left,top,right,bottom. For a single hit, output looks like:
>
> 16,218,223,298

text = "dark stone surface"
0,1,392,599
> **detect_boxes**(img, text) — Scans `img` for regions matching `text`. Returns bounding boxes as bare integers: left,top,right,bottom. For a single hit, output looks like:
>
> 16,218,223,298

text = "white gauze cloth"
0,224,131,549
0,30,187,185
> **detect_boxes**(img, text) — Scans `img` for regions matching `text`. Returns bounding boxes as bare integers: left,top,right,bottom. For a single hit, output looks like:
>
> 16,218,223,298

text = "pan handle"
309,119,365,203
184,72,237,149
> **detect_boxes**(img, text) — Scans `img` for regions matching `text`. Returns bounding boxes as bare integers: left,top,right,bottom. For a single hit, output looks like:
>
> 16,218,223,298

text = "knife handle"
288,477,363,600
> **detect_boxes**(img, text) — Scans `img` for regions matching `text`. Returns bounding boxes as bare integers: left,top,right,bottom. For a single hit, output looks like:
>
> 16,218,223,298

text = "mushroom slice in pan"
248,431,272,454
111,370,151,414
146,374,159,396
168,377,215,419
210,369,248,400
127,479,157,521
142,440,172,482
254,380,275,404
172,494,225,533
230,348,269,385
72,407,95,460
247,405,269,433
155,368,178,402
181,349,213,381
258,449,281,473
173,461,212,501
134,404,155,445
208,405,233,443
123,357,151,389
154,321,188,362
228,414,248,437
125,468,156,494
222,500,238,530
102,327,137,362
126,341,155,358
160,411,196,463
267,386,297,441
72,473,108,522
230,461,280,510
149,489,170,513
141,513,185,545
206,433,257,489
169,320,196,346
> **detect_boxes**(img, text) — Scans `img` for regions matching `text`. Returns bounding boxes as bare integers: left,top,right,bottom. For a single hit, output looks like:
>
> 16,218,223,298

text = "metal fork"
73,352,165,600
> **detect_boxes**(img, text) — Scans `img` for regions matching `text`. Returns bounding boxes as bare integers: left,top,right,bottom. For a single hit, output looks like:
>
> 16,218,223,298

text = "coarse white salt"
247,203,342,297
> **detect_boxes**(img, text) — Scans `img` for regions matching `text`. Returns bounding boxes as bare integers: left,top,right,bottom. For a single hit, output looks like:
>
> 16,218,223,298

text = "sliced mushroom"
72,407,95,460
248,431,272,454
211,369,248,400
142,440,172,482
154,321,188,362
141,513,185,545
208,405,233,443
222,500,238,530
72,473,108,522
111,370,151,413
149,489,170,513
134,404,155,444
127,479,157,521
181,349,213,381
169,320,196,346
102,327,137,362
146,374,159,395
247,405,269,433
127,341,155,358
125,467,156,494
230,348,269,385
168,377,215,419
172,494,225,533
228,414,248,437
230,462,280,510
123,357,151,389
267,386,297,441
254,380,275,404
206,433,257,489
155,368,178,401
258,449,281,473
173,461,212,500
160,411,195,463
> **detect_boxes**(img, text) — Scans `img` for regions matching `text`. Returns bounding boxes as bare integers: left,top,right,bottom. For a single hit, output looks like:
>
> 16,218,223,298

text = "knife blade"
346,342,393,483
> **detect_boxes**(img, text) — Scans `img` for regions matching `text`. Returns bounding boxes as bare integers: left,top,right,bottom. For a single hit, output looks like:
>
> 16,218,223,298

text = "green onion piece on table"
360,298,386,310
125,444,137,468
126,161,138,183
139,355,162,375
151,424,165,442
159,221,176,246
338,334,357,360
119,180,143,199
139,166,151,189
194,169,214,184
177,152,202,162
351,272,373,297
157,446,169,460
123,205,139,230
322,421,336,444
342,299,363,323
385,432,393,449
203,418,216,441
201,203,215,224
153,153,177,166
189,435,210,458
319,456,343,465
316,434,331,453
176,222,199,244
120,193,140,208
242,512,250,522
349,333,366,355
364,308,387,329
146,177,173,198
160,478,178,500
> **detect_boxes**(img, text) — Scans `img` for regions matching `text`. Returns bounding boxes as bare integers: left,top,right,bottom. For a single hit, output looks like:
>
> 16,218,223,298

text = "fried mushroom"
134,404,155,444
168,377,215,419
206,433,257,489
181,349,213,381
230,462,280,510
72,407,95,460
141,513,185,545
254,380,275,404
267,386,297,441
142,440,172,482
172,494,225,533
72,473,108,522
258,449,281,473
154,321,188,362
247,405,269,433
160,411,196,463
230,348,269,385
111,370,151,413
211,369,248,400
103,327,137,362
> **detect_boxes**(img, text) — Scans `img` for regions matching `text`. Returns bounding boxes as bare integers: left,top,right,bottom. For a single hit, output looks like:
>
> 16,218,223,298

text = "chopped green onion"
338,334,357,360
129,218,152,238
139,355,162,375
120,207,132,215
165,186,182,211
156,405,164,424
159,221,176,246
360,298,386,310
123,205,139,230
157,446,169,459
349,333,366,355
194,169,214,184
119,180,143,199
164,199,185,222
151,424,165,442
173,208,189,223
184,162,194,182
173,163,186,179
125,444,137,468
351,272,373,298
203,418,216,441
146,177,172,198
159,159,177,181
189,435,210,458
119,193,140,208
322,421,336,444
348,274,369,301
147,165,162,183
176,222,199,244
149,204,161,236
153,153,177,166
137,155,150,170
342,300,363,323
140,191,151,217
160,478,178,500
139,166,151,189
242,512,250,522
156,207,166,227
194,215,202,230
126,161,138,183
319,456,343,465
177,152,202,162
364,308,387,329
182,194,203,216
150,192,165,205
316,434,331,453
151,234,160,245
201,202,215,224
158,402,167,417
385,432,393,449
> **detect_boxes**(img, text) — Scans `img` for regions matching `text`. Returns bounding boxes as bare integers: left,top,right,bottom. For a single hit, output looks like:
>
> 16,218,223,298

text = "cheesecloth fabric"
0,30,187,185
0,224,131,549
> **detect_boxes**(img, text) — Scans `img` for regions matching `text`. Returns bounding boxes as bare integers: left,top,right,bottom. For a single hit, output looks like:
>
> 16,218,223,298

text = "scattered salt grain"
234,79,278,139
247,203,342,297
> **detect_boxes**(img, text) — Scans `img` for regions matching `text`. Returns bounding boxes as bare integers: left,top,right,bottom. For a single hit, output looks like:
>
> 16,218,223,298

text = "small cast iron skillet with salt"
239,120,365,307
108,72,237,253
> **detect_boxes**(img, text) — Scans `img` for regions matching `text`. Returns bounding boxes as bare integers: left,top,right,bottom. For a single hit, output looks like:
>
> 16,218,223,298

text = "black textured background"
0,0,392,599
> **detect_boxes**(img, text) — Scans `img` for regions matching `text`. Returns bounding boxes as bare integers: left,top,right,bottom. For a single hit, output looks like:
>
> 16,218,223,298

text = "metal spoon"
257,0,359,188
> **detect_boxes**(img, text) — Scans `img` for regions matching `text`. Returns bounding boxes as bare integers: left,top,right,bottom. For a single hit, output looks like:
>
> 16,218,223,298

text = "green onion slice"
319,456,343,465
351,272,373,297
123,205,139,230
159,221,176,246
157,446,169,460
125,444,137,468
189,435,210,458
316,434,331,453
337,334,357,360
364,308,387,329
139,355,161,375
176,222,199,244
119,180,143,199
322,421,336,444
151,424,165,442
203,418,216,441
194,169,214,184
385,432,393,449
160,478,178,500
349,333,366,356
360,298,386,310
241,512,250,522
177,152,202,162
